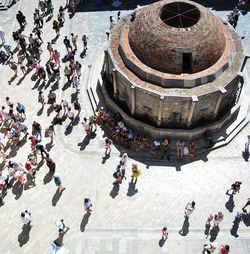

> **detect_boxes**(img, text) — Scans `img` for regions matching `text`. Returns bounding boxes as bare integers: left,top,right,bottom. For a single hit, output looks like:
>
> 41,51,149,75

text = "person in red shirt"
220,244,230,254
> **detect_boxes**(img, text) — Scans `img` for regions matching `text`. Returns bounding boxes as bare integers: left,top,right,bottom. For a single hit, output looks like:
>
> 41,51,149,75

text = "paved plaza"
0,0,250,253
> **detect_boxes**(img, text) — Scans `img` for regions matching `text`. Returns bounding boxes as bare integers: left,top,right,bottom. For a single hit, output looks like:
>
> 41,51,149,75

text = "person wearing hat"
55,219,70,234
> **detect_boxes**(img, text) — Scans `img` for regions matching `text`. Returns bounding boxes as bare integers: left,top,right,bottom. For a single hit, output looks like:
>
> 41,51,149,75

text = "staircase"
0,0,13,10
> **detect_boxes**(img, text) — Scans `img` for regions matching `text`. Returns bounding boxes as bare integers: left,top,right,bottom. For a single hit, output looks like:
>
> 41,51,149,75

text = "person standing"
131,163,141,184
188,141,196,160
38,91,45,107
184,201,195,218
83,197,92,213
245,135,250,154
161,226,168,240
54,175,65,192
0,143,7,162
176,139,185,160
82,35,88,50
71,33,78,50
64,66,72,82
75,61,82,78
47,125,55,143
20,210,32,228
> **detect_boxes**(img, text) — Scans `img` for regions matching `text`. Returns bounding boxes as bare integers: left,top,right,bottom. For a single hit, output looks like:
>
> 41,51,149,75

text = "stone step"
0,0,12,10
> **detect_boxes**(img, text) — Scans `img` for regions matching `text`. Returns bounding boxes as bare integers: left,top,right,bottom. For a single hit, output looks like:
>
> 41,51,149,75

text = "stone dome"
128,0,226,74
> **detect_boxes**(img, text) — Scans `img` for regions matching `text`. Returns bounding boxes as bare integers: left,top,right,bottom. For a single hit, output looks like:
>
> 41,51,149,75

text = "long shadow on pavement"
225,192,235,212
179,216,189,236
18,225,31,247
80,213,91,232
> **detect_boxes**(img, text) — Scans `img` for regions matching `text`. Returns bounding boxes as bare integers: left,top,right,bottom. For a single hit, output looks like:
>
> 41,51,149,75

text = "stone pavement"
0,0,250,254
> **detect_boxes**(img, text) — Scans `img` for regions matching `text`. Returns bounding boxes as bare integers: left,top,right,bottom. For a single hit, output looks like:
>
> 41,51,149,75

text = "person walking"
113,164,123,184
8,61,18,75
104,138,112,156
227,181,242,195
202,243,217,254
52,20,60,36
83,197,92,213
54,175,65,192
45,154,56,171
63,36,72,53
75,61,82,78
20,210,32,228
67,107,75,127
52,50,61,66
184,201,195,218
213,211,224,229
38,91,45,107
82,117,92,136
35,142,48,159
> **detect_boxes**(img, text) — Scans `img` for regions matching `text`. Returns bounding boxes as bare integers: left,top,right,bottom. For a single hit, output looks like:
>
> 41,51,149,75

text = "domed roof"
128,0,226,74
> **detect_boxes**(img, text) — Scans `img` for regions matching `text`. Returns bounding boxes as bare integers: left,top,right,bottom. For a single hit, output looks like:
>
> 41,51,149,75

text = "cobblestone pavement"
0,1,250,254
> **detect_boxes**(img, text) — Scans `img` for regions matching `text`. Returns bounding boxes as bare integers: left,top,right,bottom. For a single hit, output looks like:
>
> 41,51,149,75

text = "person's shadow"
110,183,120,199
77,135,91,151
242,151,249,162
102,154,110,164
80,213,91,232
18,225,31,247
209,226,219,242
230,220,240,237
178,216,189,236
52,189,63,206
53,228,70,247
43,170,55,185
127,181,138,197
12,180,23,199
225,192,235,212
159,236,167,247
242,212,250,226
